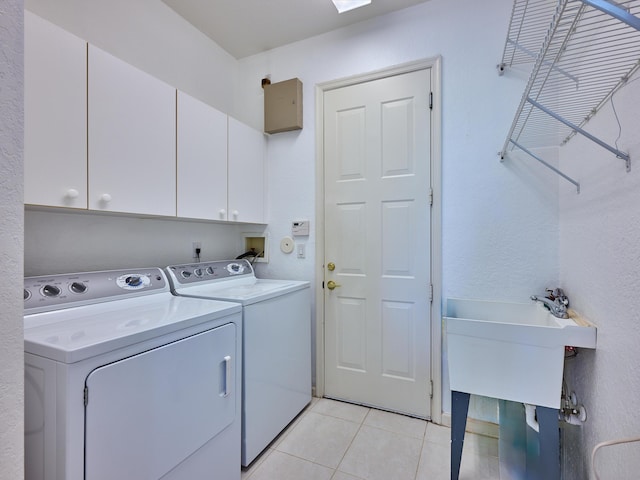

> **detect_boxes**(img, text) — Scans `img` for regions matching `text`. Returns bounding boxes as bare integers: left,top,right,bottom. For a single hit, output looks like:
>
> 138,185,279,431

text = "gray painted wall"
559,76,640,479
0,1,24,477
25,0,238,114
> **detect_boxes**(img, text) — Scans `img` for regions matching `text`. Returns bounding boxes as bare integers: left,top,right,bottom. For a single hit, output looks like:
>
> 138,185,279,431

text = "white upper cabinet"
177,91,228,221
228,117,266,224
25,16,266,223
88,45,176,216
24,11,87,209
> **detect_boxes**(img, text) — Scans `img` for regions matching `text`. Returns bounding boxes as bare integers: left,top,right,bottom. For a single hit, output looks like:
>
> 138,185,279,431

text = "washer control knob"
125,276,142,287
225,263,245,274
205,266,215,275
116,274,150,290
193,268,203,277
181,270,192,279
70,282,88,294
24,289,31,301
42,284,61,297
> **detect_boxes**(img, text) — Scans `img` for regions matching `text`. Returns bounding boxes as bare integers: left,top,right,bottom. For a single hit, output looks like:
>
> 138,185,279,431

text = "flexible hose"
591,437,640,480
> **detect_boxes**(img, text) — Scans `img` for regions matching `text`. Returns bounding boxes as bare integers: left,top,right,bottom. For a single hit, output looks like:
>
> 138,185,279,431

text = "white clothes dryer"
165,260,311,466
24,268,242,480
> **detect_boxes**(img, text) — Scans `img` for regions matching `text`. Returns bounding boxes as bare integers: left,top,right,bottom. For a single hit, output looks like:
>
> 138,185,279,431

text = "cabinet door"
228,118,266,223
88,46,176,216
176,91,228,220
24,11,87,208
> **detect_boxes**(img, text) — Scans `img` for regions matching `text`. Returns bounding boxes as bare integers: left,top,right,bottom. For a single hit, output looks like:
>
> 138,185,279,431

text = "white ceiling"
161,0,431,59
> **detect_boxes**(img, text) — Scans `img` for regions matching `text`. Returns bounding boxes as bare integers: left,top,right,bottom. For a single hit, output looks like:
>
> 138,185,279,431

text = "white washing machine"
24,267,243,480
165,260,311,466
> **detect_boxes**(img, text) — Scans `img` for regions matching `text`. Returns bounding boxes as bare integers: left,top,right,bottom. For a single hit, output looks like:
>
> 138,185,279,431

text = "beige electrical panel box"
264,78,303,134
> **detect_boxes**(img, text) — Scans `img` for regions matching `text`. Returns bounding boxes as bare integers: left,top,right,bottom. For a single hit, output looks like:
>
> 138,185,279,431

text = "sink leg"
536,406,560,480
451,391,470,480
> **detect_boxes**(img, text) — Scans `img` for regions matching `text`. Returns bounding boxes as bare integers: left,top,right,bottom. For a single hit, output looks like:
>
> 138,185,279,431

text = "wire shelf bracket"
509,138,581,192
499,0,640,192
527,96,631,171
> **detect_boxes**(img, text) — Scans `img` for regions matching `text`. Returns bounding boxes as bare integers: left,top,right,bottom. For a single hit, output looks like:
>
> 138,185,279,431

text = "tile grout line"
412,424,431,480
269,450,339,473
241,400,318,479
330,406,372,479
245,400,460,480
259,401,370,477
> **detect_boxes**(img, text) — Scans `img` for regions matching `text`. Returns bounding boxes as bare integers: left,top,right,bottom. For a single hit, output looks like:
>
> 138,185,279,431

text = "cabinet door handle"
219,208,226,218
232,210,239,218
100,193,112,203
65,188,79,199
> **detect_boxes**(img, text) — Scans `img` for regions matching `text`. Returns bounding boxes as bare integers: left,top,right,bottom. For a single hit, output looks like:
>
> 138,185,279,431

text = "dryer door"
84,322,236,480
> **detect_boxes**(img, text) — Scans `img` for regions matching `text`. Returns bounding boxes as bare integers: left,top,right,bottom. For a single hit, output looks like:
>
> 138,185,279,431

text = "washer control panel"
166,259,253,286
24,268,168,313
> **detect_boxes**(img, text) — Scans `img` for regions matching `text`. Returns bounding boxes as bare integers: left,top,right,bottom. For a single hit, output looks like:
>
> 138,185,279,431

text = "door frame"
314,57,443,424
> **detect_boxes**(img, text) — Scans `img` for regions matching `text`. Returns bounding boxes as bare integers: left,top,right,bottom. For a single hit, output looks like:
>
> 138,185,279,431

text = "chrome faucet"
531,288,569,319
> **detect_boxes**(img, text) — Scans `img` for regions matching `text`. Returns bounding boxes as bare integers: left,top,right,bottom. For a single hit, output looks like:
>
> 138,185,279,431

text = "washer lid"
174,278,310,305
166,260,310,304
24,293,241,363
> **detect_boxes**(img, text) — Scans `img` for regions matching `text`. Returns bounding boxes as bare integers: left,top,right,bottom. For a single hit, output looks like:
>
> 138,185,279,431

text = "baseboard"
440,412,499,439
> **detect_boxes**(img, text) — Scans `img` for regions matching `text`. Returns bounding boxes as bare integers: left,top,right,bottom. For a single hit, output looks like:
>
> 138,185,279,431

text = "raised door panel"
228,117,266,224
177,91,228,220
88,45,176,216
24,11,87,208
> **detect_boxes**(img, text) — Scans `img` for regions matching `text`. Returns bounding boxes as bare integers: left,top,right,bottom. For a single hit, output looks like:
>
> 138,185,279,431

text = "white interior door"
323,68,432,418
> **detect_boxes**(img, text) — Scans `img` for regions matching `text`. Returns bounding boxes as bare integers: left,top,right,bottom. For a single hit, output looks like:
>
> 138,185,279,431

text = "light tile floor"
241,398,500,480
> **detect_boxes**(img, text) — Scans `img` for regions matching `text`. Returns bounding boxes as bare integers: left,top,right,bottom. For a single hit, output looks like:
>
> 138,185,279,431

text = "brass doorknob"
327,262,336,271
327,280,341,290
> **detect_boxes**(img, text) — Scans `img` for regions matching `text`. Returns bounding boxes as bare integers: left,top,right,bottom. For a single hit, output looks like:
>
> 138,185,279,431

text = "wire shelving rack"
499,0,640,192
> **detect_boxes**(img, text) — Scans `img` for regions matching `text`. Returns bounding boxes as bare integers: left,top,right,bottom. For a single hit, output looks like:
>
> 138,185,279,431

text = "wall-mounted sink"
445,298,597,408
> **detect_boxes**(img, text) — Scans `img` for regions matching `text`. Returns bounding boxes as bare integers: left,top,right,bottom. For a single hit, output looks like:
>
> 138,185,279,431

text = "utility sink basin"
445,298,597,408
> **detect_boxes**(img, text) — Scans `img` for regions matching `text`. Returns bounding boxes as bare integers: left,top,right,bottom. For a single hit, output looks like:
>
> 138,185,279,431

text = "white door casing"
322,66,435,418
